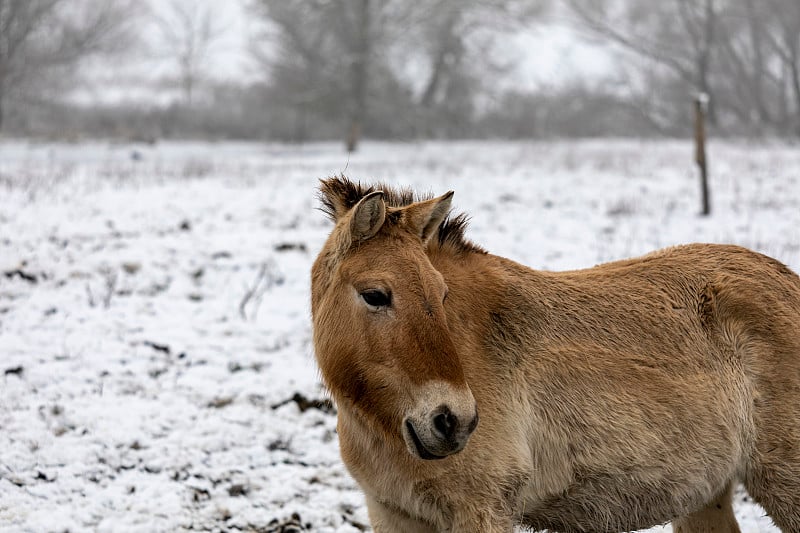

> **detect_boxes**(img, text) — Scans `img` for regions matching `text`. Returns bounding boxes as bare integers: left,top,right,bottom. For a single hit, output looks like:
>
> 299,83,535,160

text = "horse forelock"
319,175,486,255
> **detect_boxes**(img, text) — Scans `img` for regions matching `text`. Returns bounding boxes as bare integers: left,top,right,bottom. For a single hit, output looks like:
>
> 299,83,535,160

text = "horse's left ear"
324,190,386,263
350,190,386,242
403,191,454,245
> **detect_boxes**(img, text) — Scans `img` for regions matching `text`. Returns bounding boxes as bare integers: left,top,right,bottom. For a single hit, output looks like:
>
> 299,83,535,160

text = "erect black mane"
319,175,485,255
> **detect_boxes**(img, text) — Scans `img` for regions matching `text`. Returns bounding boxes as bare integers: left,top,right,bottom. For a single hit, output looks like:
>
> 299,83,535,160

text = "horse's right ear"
323,190,385,262
349,190,386,242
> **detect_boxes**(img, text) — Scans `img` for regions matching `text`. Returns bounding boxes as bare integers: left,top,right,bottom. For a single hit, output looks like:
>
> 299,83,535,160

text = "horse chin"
403,419,461,461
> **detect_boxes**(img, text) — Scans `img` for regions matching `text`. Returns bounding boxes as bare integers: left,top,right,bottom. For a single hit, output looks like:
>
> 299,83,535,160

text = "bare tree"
251,1,341,143
345,0,371,152
252,0,547,148
252,0,404,151
403,0,547,137
150,0,225,106
707,0,800,134
0,0,135,131
564,0,800,137
565,0,721,126
762,0,800,135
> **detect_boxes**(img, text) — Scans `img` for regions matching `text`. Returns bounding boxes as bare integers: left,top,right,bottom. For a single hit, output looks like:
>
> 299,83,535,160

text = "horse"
310,176,800,533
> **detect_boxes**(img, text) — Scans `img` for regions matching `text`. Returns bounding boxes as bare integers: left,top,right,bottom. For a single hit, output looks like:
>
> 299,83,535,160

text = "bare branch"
149,0,226,105
239,260,283,321
564,0,696,84
0,0,137,129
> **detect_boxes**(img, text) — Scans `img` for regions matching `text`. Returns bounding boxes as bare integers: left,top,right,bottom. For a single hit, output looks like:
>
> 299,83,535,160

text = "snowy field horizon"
1,139,797,532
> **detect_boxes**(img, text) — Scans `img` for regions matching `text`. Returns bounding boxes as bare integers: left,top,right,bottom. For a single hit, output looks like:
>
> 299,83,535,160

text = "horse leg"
744,452,800,532
450,509,514,533
672,483,741,533
366,496,514,533
742,340,800,531
365,495,438,533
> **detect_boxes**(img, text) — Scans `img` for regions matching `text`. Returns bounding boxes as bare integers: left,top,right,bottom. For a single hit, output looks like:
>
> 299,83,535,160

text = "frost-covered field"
1,139,798,533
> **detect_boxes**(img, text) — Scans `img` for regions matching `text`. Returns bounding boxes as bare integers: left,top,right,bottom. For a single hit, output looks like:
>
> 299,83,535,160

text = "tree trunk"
791,58,800,136
789,37,800,137
420,10,459,109
184,73,193,106
0,71,5,132
346,122,360,153
697,0,718,127
421,48,447,109
294,107,307,144
744,0,772,127
346,0,370,153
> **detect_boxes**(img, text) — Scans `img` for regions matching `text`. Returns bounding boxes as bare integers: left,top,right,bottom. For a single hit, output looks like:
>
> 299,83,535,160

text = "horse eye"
361,289,391,308
443,287,449,303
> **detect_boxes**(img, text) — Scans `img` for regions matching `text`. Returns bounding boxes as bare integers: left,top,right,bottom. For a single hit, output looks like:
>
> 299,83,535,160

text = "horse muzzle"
402,383,479,460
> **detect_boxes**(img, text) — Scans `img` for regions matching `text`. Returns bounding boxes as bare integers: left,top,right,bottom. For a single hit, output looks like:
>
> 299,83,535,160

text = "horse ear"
403,191,454,245
350,190,386,242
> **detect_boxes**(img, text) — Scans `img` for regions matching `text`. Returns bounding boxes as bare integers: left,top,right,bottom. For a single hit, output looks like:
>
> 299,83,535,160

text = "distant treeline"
2,0,799,146
7,83,666,143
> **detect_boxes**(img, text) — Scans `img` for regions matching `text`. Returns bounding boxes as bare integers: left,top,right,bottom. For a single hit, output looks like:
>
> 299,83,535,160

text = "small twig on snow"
239,259,283,320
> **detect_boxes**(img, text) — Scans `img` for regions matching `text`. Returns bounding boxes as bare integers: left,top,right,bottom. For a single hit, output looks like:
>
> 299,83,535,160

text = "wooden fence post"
694,93,711,216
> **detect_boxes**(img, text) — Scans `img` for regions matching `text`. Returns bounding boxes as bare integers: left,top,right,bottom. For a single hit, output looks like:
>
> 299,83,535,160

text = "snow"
1,139,797,532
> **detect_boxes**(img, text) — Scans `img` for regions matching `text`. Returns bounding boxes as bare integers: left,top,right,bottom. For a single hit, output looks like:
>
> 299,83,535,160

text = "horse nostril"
432,406,458,440
467,410,479,434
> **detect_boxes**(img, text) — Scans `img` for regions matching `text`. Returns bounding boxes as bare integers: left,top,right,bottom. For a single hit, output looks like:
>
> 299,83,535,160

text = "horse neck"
430,249,545,347
431,248,541,302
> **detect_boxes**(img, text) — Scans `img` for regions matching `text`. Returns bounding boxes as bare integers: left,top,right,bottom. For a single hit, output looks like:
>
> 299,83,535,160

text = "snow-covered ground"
1,139,797,533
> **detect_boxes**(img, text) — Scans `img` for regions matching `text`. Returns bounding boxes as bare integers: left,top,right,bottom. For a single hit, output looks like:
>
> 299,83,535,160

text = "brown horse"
310,176,800,533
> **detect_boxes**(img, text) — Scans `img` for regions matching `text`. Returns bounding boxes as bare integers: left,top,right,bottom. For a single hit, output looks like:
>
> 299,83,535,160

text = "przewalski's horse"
310,176,800,533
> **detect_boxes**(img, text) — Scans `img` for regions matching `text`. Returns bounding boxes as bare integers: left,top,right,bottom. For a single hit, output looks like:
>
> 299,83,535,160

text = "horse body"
311,177,800,532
